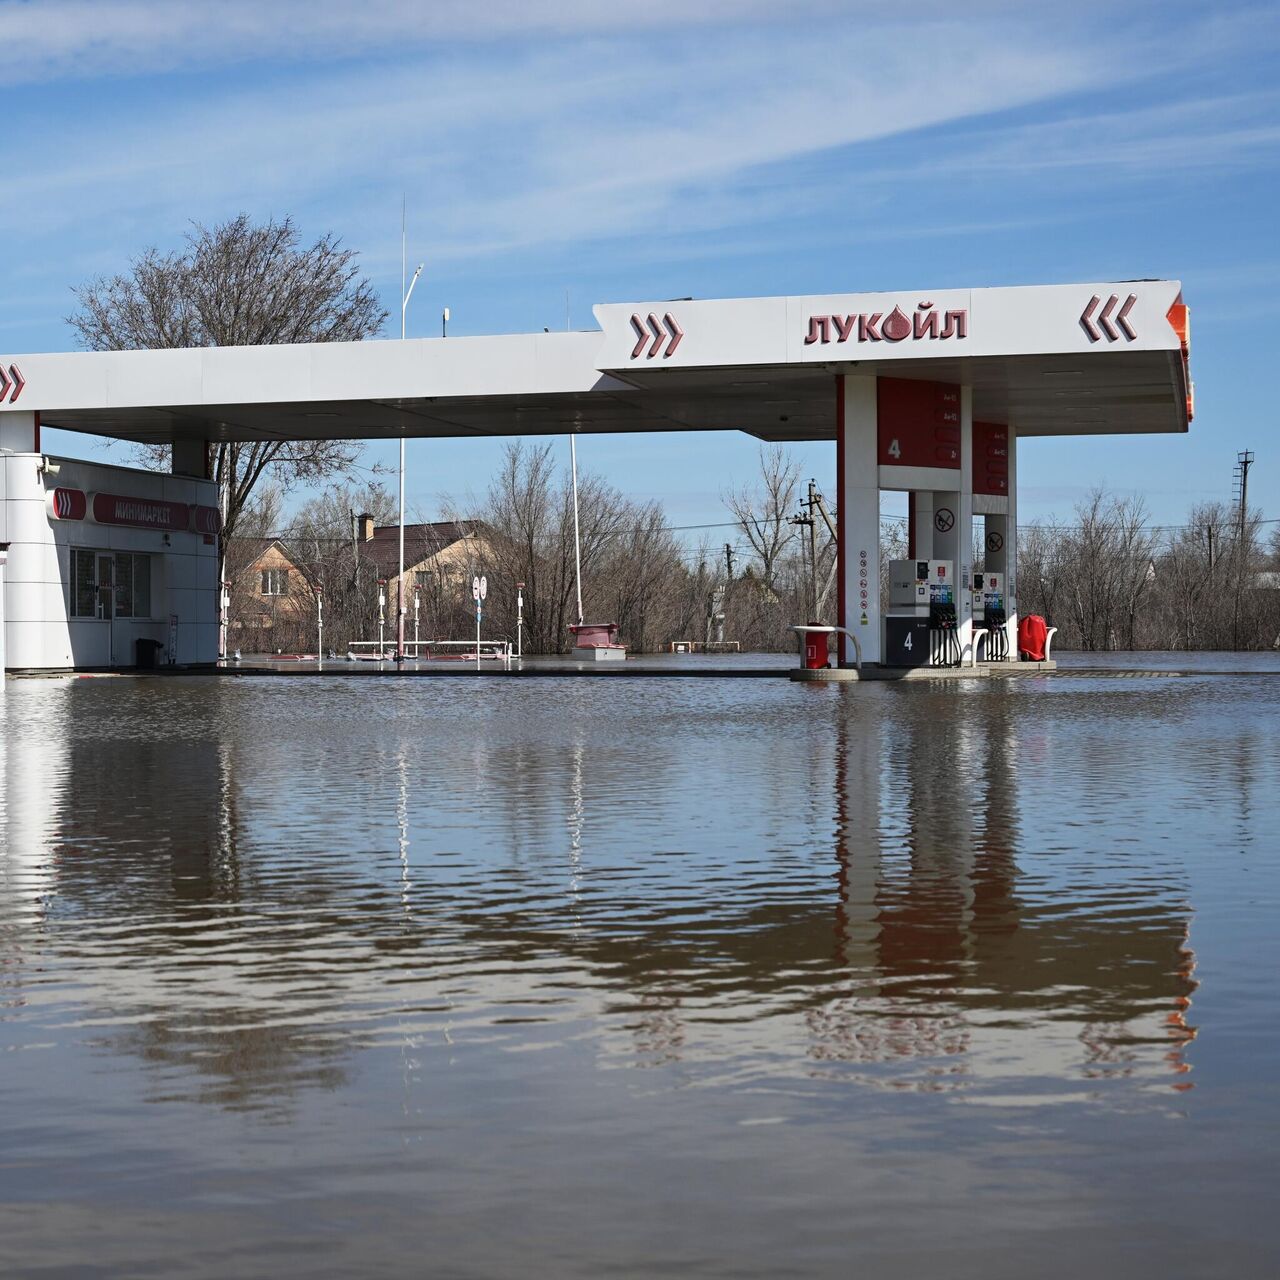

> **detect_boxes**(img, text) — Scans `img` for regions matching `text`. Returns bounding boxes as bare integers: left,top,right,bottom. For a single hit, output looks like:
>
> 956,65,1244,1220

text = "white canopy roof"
0,280,1190,446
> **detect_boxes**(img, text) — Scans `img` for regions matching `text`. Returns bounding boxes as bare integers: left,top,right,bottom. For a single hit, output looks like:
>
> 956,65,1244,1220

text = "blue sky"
2,0,1278,538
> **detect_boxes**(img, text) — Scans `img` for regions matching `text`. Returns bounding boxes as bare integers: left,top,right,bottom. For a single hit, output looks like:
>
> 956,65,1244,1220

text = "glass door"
95,554,114,620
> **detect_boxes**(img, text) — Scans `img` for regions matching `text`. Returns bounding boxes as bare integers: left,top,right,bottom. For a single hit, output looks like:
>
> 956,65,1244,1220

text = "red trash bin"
1018,614,1048,661
804,629,830,669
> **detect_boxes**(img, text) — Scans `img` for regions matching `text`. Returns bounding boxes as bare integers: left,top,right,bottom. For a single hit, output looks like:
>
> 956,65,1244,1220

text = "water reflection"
0,676,1207,1118
821,690,1197,1094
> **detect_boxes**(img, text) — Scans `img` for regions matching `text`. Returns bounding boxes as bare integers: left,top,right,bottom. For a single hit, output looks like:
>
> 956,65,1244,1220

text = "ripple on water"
0,671,1276,1276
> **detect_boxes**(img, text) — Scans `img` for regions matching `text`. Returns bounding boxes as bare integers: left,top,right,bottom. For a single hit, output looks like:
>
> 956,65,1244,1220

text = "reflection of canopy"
8,678,1198,1106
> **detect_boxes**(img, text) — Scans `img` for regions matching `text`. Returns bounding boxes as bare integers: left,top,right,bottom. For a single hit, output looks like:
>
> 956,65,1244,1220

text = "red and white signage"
47,487,88,520
973,422,1009,496
192,505,222,535
878,378,961,469
90,492,190,532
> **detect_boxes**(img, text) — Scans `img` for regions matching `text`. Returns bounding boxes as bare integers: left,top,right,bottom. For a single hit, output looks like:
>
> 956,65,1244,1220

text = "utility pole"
788,482,821,621
724,543,736,580
1232,449,1255,650
807,480,819,620
1236,449,1254,536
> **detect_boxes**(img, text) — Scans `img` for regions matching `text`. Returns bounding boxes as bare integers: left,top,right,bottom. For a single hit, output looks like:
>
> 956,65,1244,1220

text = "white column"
914,492,935,560
0,546,7,684
929,387,975,665
171,439,209,477
1006,427,1019,650
0,411,38,454
838,374,881,665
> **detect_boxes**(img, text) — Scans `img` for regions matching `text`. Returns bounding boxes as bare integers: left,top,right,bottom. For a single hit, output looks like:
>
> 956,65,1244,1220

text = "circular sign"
986,530,1004,554
479,575,488,601
471,575,481,601
934,507,955,534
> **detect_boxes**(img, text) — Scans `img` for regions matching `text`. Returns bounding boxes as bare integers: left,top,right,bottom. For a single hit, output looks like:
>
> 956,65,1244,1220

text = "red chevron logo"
629,312,684,359
1080,294,1137,343
0,362,25,403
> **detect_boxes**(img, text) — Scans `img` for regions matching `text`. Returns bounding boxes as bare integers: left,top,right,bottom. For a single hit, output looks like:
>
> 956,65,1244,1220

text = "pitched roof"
360,521,480,576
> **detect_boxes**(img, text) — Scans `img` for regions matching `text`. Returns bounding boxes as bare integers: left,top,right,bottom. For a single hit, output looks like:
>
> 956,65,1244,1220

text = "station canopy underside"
8,281,1191,447
38,349,1187,448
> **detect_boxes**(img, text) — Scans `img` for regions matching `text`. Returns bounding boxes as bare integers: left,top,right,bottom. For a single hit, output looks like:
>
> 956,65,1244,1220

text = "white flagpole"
570,433,583,626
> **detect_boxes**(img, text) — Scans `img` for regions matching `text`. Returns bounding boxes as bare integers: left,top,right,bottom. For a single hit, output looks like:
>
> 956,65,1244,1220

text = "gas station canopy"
1,280,1190,446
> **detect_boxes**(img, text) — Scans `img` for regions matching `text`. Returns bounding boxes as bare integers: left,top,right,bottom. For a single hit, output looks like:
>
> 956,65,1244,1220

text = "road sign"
479,575,488,601
472,575,481,601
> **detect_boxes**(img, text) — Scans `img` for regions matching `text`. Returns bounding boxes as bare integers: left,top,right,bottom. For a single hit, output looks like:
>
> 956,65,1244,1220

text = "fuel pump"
884,560,957,667
983,572,1009,660
928,562,960,667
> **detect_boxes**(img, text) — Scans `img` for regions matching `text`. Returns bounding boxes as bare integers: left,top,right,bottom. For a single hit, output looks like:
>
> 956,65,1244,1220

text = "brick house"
227,538,316,654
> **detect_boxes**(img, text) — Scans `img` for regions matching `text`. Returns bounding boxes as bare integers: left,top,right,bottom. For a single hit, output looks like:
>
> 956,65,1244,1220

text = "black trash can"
135,638,165,669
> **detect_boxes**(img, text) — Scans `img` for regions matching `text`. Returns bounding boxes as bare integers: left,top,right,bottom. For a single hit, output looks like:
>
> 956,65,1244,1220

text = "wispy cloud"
0,0,850,85
2,13,1116,272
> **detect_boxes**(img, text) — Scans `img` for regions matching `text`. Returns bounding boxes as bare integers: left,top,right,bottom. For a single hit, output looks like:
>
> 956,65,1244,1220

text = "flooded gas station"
2,661,1278,1276
6,283,1280,1277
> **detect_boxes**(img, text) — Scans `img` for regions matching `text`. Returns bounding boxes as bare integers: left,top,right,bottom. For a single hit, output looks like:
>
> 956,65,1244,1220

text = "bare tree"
469,440,699,653
67,214,388,586
281,481,396,652
723,445,801,591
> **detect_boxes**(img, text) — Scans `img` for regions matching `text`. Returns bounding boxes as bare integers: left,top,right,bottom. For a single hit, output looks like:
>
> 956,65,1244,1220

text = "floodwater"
1,669,1277,1278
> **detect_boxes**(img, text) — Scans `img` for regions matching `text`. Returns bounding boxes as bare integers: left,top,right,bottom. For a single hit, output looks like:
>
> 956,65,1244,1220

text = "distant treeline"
225,447,1280,655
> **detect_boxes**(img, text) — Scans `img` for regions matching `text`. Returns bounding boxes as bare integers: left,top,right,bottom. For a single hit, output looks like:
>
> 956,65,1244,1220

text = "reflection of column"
837,374,881,664
970,693,1021,942
0,694,65,928
832,700,885,971
1,690,65,1020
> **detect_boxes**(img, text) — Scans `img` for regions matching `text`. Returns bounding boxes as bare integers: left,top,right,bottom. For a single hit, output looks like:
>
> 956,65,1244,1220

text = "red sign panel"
47,487,88,521
973,421,1009,496
878,378,961,469
192,505,223,535
91,492,190,532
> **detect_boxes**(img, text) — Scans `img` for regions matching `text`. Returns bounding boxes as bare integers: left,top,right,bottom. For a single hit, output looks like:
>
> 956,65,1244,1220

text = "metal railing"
347,638,513,662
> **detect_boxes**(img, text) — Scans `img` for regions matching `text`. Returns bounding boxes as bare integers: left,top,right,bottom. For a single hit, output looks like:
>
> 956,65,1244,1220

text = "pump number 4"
887,438,901,460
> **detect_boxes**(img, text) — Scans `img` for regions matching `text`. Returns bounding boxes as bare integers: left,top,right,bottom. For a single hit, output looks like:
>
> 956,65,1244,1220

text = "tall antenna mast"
395,196,423,661
566,291,583,624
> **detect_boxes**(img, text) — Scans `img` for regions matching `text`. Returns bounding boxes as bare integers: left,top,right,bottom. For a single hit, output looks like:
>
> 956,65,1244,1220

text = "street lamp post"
397,258,423,664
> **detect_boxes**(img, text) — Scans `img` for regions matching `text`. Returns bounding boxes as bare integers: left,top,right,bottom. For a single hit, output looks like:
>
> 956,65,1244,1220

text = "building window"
115,553,152,618
70,548,98,617
69,550,152,619
261,567,290,596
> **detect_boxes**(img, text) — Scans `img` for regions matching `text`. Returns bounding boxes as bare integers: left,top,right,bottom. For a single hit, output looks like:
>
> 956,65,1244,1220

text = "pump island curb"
0,280,1190,673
